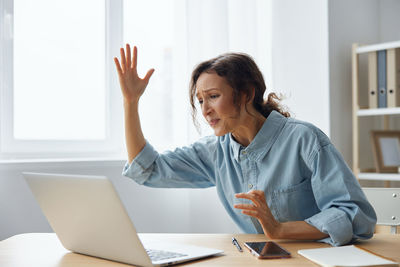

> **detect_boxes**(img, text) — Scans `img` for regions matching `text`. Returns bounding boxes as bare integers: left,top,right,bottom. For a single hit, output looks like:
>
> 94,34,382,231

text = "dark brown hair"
189,52,290,127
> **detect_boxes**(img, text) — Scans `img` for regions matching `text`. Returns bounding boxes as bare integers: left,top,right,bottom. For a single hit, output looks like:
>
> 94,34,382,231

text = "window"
0,0,272,159
0,0,124,158
14,0,105,140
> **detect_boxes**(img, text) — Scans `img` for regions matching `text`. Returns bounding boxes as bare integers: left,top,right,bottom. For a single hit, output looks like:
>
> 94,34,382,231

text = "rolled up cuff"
122,141,158,184
305,208,353,246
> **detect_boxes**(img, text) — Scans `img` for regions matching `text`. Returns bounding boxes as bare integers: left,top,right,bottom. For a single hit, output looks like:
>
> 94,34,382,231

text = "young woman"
114,44,376,246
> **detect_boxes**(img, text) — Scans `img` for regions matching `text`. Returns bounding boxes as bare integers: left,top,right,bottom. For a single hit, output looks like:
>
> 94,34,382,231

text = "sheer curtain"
124,0,272,152
184,0,273,143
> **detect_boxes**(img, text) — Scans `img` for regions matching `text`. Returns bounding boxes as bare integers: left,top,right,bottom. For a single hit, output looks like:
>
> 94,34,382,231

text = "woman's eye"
210,94,219,99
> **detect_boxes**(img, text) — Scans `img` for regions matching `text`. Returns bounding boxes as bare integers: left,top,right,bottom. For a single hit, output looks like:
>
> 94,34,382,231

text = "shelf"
357,107,400,116
352,41,400,184
358,172,400,181
356,40,400,54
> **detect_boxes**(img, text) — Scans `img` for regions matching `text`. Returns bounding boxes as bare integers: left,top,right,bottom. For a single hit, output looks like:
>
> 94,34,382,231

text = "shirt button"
242,151,247,155
248,184,253,189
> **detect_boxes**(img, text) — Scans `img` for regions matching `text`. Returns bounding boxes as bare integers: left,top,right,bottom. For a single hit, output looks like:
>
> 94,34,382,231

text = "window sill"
0,157,126,166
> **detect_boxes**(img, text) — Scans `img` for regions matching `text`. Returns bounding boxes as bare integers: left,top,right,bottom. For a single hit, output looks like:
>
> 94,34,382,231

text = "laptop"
22,172,223,267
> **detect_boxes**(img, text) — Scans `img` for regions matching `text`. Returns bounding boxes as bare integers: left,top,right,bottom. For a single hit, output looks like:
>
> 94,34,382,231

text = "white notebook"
298,245,399,267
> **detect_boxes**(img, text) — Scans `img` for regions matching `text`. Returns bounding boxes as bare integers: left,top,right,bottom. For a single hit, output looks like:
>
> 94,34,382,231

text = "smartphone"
244,241,291,259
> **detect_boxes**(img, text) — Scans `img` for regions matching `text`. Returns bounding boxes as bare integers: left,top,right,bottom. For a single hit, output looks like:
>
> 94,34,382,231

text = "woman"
114,44,376,246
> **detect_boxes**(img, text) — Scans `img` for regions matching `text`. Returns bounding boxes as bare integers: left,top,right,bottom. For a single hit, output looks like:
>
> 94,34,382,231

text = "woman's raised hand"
114,44,155,103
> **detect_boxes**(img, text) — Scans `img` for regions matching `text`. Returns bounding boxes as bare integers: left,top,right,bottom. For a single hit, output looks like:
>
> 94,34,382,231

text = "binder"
377,50,387,108
368,52,378,109
387,48,400,107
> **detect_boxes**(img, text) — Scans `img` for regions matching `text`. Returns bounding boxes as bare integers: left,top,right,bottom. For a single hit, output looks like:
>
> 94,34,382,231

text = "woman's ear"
246,88,255,104
238,89,255,109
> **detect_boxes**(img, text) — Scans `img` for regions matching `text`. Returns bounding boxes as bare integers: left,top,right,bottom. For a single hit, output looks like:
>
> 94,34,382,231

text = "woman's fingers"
236,190,264,197
115,47,153,83
234,191,271,222
114,44,155,102
235,191,264,207
114,57,122,75
126,44,131,69
133,46,137,69
249,190,266,198
234,203,256,210
234,201,262,220
120,47,127,73
118,45,142,75
241,210,260,218
237,190,266,200
143,68,155,83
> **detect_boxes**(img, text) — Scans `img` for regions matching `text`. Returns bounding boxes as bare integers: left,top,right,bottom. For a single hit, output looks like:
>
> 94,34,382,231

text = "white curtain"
171,0,273,146
125,0,272,151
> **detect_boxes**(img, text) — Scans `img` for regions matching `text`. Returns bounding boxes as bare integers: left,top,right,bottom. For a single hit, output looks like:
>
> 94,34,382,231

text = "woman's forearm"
114,44,154,163
276,221,328,240
124,100,146,163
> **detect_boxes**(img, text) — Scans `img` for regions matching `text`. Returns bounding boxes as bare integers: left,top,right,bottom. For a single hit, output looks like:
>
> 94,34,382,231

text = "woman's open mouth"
209,119,220,127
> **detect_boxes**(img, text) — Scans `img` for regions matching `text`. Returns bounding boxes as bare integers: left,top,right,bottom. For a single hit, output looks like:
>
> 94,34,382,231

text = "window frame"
0,0,124,159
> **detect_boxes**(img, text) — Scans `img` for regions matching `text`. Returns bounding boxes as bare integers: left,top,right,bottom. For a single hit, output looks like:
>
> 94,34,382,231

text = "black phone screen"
244,241,291,259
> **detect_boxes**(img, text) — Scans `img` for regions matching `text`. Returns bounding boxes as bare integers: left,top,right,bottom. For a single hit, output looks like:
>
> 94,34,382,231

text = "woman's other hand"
114,44,155,103
234,190,282,239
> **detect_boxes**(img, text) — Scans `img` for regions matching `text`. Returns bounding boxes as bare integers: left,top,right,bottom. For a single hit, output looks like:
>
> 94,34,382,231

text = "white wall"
328,0,380,166
379,0,400,43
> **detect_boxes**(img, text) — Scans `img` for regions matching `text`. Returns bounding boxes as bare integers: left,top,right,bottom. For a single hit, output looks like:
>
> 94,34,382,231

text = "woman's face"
195,72,245,136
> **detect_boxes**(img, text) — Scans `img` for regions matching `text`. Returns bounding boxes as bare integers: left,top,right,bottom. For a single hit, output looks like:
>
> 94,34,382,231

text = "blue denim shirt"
123,110,376,246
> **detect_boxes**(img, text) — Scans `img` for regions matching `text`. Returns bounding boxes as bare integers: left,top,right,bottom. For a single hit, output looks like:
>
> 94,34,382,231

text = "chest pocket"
270,179,319,222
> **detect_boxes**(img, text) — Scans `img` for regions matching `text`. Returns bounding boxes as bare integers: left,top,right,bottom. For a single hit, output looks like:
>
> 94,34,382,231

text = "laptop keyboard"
146,249,188,262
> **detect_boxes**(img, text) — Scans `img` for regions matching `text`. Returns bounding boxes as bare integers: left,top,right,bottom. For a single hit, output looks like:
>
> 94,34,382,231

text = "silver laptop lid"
23,172,153,267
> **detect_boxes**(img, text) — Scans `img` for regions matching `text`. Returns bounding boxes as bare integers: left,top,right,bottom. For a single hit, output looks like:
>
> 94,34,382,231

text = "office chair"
362,187,400,234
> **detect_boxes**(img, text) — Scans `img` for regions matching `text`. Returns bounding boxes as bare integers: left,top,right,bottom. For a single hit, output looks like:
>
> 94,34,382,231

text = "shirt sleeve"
122,137,217,188
304,143,377,246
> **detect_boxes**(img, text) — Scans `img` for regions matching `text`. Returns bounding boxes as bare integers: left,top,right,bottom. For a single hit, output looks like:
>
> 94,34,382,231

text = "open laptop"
22,172,223,267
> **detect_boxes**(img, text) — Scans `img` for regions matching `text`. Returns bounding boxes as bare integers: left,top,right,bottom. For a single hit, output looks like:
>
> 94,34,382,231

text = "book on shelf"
368,51,378,109
387,48,400,108
378,50,387,108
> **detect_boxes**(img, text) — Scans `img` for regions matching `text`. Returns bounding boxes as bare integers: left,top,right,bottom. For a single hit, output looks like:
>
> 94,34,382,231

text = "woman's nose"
201,101,211,116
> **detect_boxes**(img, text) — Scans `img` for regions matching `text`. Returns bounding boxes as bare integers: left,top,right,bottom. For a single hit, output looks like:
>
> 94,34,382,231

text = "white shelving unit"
358,172,400,181
357,107,400,117
352,42,400,182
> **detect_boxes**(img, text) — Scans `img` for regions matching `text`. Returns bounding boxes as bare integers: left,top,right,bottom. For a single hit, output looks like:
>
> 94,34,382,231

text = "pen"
232,237,243,252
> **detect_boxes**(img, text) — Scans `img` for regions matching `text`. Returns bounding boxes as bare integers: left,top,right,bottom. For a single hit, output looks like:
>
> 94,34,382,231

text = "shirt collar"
230,134,242,162
229,110,288,161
